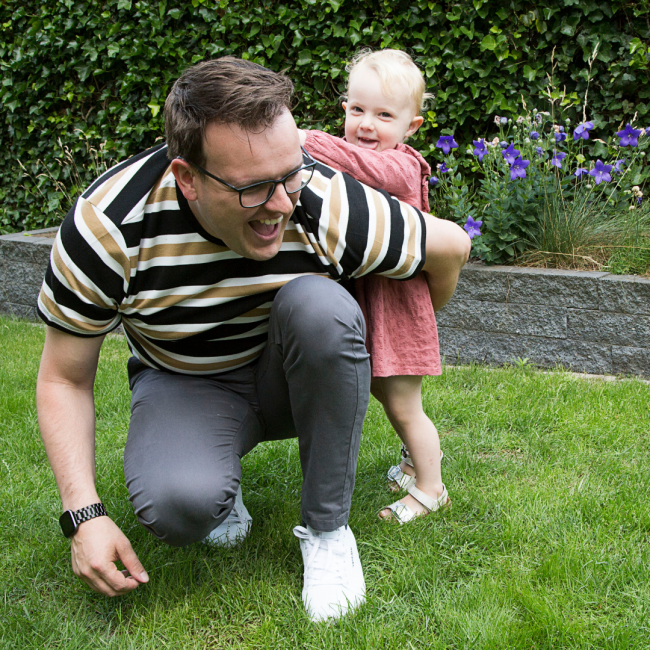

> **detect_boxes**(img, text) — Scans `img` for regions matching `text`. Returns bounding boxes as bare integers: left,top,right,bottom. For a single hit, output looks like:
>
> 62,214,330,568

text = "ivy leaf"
117,0,132,10
480,35,496,51
296,49,312,66
148,103,160,118
523,65,536,81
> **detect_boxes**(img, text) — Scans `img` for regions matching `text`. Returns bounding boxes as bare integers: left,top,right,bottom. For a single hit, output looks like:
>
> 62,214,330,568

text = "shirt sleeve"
296,161,427,283
304,130,423,204
37,197,131,337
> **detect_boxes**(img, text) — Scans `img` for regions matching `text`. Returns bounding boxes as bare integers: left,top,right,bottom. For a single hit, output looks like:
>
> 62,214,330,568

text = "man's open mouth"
249,216,283,238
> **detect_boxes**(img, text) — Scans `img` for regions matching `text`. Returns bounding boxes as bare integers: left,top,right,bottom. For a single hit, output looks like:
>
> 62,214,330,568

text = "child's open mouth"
357,137,379,150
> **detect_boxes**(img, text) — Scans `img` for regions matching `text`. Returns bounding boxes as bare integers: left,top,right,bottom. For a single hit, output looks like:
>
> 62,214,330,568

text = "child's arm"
301,130,423,203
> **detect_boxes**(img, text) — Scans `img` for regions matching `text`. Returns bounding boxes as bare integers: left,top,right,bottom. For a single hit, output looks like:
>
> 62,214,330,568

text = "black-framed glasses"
182,147,317,208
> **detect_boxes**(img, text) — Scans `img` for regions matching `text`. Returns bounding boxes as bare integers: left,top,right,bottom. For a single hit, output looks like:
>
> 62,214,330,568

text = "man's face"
187,110,303,261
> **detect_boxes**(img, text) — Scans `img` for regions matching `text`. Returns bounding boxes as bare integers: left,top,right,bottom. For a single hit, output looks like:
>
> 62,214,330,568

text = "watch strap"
73,503,107,526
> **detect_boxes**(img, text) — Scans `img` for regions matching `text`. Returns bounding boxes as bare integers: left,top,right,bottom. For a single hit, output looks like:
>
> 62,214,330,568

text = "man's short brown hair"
164,57,294,166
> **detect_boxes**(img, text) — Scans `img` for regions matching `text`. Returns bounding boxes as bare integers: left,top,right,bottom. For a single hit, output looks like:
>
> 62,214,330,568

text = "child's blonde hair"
346,49,433,115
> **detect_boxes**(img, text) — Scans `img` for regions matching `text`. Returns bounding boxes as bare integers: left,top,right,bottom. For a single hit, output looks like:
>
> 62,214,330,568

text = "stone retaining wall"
437,264,650,377
0,227,56,320
2,228,649,377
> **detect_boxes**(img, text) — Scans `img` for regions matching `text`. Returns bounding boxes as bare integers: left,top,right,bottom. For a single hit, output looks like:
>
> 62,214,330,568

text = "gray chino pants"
123,276,370,547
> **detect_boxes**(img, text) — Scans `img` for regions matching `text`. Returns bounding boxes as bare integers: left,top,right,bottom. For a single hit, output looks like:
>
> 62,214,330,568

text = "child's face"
343,68,423,152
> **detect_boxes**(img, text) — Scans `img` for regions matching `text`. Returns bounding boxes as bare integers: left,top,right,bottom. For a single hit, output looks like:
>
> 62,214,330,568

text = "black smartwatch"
59,503,107,538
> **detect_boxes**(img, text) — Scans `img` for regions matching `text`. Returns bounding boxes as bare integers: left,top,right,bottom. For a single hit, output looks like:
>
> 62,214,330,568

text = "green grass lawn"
1,317,649,649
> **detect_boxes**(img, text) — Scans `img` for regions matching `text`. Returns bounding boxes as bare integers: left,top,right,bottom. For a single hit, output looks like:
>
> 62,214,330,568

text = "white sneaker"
205,486,252,547
293,524,366,622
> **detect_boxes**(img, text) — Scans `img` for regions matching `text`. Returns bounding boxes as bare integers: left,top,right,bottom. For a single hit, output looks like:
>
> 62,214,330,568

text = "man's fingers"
116,539,149,585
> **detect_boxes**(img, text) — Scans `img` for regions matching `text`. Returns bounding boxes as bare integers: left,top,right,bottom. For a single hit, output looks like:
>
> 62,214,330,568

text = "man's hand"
421,214,471,312
70,516,149,596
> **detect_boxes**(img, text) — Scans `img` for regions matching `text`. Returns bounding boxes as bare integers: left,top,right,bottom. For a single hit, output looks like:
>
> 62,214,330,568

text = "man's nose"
265,182,294,214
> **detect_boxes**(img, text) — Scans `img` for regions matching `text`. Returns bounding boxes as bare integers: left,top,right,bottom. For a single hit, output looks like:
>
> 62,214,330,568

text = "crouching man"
36,57,469,622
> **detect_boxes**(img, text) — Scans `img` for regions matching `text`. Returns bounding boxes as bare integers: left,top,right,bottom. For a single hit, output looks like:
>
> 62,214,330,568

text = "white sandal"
387,445,443,493
381,483,450,525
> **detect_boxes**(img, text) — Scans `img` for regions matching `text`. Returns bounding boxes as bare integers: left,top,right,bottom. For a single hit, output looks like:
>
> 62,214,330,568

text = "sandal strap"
400,445,415,468
384,501,415,524
407,484,449,512
387,465,416,490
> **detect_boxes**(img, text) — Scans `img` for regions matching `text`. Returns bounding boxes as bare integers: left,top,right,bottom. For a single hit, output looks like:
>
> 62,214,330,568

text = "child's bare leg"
373,376,443,517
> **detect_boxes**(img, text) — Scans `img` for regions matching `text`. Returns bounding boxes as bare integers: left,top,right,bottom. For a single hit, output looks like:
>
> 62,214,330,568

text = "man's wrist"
59,503,107,538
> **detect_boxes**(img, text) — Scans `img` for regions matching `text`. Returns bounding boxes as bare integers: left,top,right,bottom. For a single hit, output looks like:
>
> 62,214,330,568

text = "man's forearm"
37,378,99,510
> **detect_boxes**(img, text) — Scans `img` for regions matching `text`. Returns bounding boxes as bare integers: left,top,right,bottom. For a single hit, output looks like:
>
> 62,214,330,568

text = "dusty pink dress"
304,131,441,378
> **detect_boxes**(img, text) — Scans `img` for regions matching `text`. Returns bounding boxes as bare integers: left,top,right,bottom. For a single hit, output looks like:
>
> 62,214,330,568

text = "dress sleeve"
304,130,423,203
37,197,129,337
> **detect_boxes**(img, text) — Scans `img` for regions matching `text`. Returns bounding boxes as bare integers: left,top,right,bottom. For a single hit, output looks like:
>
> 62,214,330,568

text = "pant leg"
255,275,370,531
124,360,263,547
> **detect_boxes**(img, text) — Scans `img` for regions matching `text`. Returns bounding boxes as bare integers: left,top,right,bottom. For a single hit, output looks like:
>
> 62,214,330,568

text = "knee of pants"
129,472,237,547
273,276,366,356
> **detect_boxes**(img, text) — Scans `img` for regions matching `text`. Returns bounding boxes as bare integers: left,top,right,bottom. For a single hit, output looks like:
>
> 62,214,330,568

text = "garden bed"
1,227,649,377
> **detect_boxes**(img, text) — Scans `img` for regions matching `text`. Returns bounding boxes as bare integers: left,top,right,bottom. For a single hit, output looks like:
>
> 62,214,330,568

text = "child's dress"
304,131,441,378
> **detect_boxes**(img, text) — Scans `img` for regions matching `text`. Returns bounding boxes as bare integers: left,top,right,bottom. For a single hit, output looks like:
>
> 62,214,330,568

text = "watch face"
59,510,77,538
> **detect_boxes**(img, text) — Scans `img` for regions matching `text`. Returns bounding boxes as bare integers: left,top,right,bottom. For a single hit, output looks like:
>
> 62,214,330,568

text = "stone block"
0,237,54,266
598,274,650,315
2,302,40,321
568,310,650,348
611,346,650,377
437,299,567,338
438,327,613,375
503,267,606,309
452,264,512,302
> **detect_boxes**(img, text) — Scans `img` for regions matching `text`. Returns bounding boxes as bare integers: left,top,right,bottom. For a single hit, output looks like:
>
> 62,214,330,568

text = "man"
36,57,470,622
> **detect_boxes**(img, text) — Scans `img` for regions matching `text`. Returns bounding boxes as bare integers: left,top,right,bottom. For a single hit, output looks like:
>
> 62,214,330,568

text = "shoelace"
293,527,348,587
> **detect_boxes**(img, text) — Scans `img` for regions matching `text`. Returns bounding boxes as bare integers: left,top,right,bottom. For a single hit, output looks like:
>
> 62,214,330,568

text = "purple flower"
530,131,540,140
588,159,613,185
558,125,565,132
438,162,451,173
464,216,482,239
510,156,530,181
573,168,589,177
573,121,594,141
429,176,439,187
555,132,567,142
500,117,508,125
436,135,458,154
503,143,521,165
616,124,641,147
500,141,509,149
536,147,544,156
551,152,567,168
535,114,543,123
612,159,625,174
473,138,487,162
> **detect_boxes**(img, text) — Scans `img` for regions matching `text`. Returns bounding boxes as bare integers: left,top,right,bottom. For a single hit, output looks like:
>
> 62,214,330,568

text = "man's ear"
171,159,199,202
404,115,425,139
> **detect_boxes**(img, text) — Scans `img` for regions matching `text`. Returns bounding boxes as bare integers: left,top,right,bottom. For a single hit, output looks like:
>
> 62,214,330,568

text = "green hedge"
1,0,649,232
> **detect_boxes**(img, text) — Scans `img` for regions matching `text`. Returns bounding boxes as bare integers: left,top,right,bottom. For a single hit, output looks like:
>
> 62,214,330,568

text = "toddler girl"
300,49,449,523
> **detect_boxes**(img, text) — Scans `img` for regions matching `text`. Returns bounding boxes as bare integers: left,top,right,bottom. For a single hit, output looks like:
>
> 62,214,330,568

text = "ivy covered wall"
1,0,649,231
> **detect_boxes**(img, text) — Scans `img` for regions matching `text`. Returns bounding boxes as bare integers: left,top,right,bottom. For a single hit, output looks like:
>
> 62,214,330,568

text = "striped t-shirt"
38,144,427,374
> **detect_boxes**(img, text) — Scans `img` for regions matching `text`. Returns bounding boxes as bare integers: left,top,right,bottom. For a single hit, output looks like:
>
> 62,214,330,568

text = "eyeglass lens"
240,167,314,208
